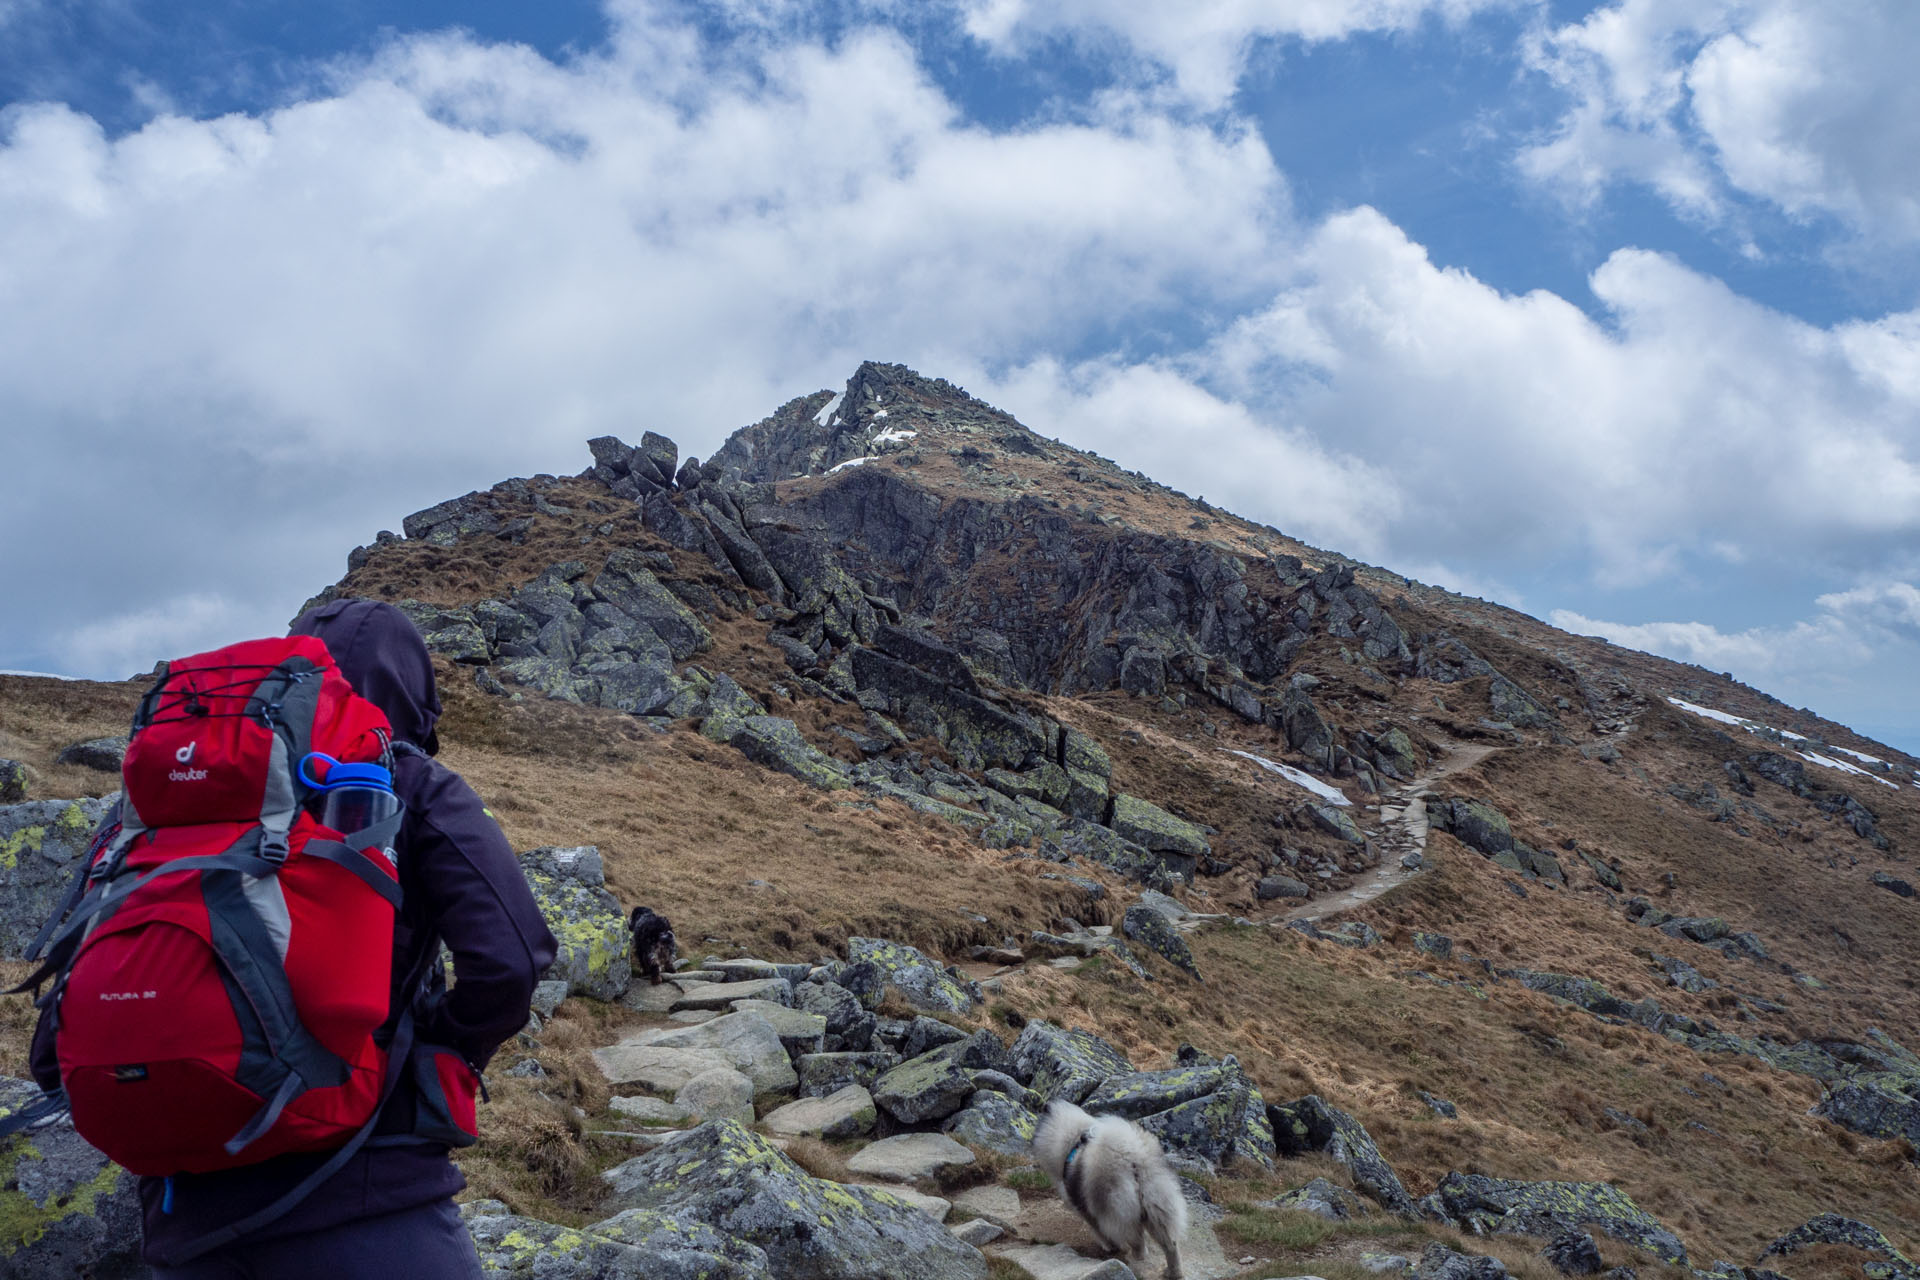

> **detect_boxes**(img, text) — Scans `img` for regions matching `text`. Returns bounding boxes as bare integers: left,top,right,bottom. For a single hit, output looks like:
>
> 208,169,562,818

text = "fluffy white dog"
1031,1100,1188,1279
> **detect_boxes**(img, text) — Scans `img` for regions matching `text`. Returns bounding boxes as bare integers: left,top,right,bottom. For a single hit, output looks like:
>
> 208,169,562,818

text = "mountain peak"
706,360,1030,483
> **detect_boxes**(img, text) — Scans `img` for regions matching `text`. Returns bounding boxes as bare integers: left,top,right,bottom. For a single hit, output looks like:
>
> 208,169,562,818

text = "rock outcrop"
599,1120,987,1280
1421,1174,1689,1267
521,845,632,1001
0,1078,143,1280
0,797,111,960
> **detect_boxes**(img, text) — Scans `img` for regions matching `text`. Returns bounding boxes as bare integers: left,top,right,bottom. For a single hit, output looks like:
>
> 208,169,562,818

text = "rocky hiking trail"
1279,738,1498,926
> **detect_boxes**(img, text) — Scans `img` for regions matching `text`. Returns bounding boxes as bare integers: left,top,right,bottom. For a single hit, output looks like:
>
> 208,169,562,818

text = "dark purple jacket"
34,599,558,1263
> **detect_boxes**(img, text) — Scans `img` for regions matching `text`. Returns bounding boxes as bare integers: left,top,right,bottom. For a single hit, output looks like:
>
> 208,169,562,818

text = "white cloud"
976,356,1401,559
1547,607,1871,678
1201,208,1920,582
948,0,1517,109
0,14,1289,676
4,0,1919,715
59,593,290,680
1549,583,1920,737
1523,0,1920,245
1817,581,1920,645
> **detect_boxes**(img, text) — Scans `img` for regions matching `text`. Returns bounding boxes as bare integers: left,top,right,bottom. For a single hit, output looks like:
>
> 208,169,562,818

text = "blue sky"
2,0,1917,753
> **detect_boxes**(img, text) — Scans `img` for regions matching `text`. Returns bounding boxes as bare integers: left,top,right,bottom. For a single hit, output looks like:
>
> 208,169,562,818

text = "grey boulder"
0,1077,144,1280
600,1120,985,1280
0,798,112,960
520,845,632,1001
463,1201,773,1278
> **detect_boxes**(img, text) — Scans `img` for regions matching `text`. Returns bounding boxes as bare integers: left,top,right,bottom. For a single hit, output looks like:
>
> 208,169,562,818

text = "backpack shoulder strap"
0,1091,69,1141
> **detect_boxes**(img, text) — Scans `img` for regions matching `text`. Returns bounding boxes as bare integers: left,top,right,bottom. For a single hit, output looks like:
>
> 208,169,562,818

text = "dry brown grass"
0,673,149,802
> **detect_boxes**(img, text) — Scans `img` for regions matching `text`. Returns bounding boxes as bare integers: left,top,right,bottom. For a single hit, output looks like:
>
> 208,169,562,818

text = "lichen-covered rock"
1268,1094,1418,1217
0,759,29,803
1761,1214,1915,1273
1422,1173,1689,1267
1279,687,1336,766
872,1046,981,1125
1812,1070,1920,1154
676,1067,757,1126
1501,970,1639,1020
847,647,1049,772
1108,795,1210,860
521,845,632,1001
901,1016,971,1059
1057,819,1191,886
697,674,770,743
1428,799,1514,856
942,1090,1038,1156
463,1200,774,1278
0,1078,143,1280
606,1011,800,1094
1084,1063,1228,1120
1310,804,1366,846
1120,904,1201,980
844,938,979,1013
0,797,112,960
1374,730,1420,779
761,1085,877,1139
1415,1242,1510,1280
1287,918,1383,949
1060,729,1112,778
796,982,879,1053
726,717,851,790
797,1052,899,1098
1264,1177,1369,1221
1544,1231,1605,1275
1136,1056,1275,1171
600,1121,987,1280
724,1000,825,1057
1489,677,1554,729
1011,1021,1133,1105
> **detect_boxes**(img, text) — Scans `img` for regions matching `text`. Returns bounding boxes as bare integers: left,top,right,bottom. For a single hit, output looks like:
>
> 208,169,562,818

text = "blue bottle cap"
320,762,393,793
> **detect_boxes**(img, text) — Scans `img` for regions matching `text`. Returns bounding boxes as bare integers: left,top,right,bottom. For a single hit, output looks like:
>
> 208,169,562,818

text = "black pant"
150,1198,484,1279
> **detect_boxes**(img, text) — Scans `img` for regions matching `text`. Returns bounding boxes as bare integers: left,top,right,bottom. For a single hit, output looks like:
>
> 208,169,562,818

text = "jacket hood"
289,598,442,755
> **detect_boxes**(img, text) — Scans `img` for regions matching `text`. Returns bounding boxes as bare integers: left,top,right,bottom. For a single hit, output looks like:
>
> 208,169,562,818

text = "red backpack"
23,636,408,1180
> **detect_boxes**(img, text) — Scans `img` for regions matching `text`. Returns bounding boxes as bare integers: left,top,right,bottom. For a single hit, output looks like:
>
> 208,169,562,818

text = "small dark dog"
627,906,678,985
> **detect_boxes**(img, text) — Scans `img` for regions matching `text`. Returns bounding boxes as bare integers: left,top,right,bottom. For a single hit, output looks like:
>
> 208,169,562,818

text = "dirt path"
1279,738,1498,924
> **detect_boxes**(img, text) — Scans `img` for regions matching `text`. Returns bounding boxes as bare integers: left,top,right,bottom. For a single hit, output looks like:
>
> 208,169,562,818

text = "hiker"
28,598,558,1277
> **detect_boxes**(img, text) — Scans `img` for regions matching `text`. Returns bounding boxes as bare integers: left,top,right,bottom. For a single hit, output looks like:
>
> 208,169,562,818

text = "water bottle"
301,755,402,864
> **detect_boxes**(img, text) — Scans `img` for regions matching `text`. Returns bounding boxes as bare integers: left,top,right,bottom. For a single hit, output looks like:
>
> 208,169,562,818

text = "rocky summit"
2,360,1917,1280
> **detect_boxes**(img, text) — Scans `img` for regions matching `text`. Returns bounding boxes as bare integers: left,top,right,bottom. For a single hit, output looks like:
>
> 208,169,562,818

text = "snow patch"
1666,698,1745,727
0,669,80,680
1227,750,1350,806
1666,697,1808,742
827,456,876,474
873,408,889,419
813,392,844,427
1829,745,1886,767
873,427,918,446
1667,698,1898,788
1799,752,1901,790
